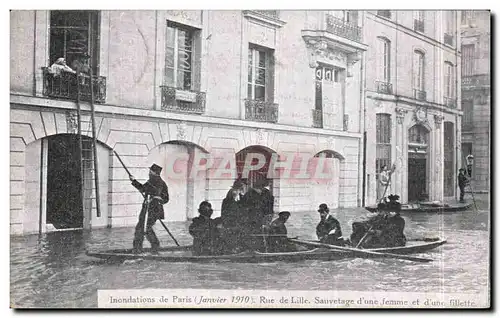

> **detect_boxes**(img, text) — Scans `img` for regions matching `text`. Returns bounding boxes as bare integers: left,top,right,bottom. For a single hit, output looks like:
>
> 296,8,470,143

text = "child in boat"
189,201,223,256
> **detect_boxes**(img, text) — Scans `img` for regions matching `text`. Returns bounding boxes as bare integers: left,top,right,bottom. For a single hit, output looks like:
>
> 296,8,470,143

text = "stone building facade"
363,11,463,205
10,10,366,235
460,10,490,193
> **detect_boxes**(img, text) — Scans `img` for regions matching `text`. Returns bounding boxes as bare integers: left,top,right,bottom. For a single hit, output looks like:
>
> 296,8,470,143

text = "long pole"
76,71,86,227
88,52,101,218
113,150,180,246
362,132,367,207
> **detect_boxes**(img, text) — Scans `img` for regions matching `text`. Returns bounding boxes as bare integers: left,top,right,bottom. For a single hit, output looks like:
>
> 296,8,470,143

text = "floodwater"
10,196,490,308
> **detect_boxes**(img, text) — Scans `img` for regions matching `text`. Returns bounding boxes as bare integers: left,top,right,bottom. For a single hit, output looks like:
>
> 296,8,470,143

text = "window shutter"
267,52,275,103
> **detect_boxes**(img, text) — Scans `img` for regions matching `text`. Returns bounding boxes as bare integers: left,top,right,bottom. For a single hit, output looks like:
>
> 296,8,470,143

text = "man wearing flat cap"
129,163,169,254
268,211,295,252
316,203,344,245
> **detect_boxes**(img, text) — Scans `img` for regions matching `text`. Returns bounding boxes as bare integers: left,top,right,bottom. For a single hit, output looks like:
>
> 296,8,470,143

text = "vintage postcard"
9,9,490,309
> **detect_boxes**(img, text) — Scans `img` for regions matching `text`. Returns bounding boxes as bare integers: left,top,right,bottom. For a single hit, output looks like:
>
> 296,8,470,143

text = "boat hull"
86,239,447,263
365,203,472,213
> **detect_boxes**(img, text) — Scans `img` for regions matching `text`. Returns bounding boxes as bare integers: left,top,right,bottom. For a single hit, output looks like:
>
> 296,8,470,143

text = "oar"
289,239,433,263
159,219,180,247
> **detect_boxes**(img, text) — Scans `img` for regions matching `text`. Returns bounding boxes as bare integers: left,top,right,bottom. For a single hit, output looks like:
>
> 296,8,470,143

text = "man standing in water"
458,168,469,203
129,164,169,254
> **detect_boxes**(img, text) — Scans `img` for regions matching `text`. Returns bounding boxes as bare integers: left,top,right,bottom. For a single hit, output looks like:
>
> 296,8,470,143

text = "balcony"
414,19,425,33
413,89,427,101
376,81,393,94
312,109,323,128
325,14,362,42
444,97,457,108
377,10,391,19
462,74,490,89
245,99,278,123
444,33,454,46
42,67,106,103
161,86,206,114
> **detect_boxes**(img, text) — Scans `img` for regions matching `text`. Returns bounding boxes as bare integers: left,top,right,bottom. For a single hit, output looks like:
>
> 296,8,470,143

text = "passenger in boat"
350,194,406,248
458,168,469,203
268,211,296,252
129,163,170,254
243,178,274,233
220,179,248,253
316,204,345,246
189,201,223,256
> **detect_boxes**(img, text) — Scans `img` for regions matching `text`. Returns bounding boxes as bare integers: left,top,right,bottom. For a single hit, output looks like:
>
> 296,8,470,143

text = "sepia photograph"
8,8,491,309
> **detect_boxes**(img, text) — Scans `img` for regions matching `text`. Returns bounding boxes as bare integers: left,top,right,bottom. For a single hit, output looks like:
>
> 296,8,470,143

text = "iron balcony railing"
312,109,323,128
414,19,425,32
253,10,279,19
161,86,206,114
462,74,490,88
42,67,106,103
413,88,427,101
444,33,454,46
325,14,362,42
376,81,393,94
245,99,279,123
377,10,391,19
444,96,457,108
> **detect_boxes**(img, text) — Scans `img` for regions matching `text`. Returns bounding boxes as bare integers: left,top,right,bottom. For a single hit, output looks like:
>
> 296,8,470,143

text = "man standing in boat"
129,164,169,254
316,204,345,246
378,165,391,202
220,179,247,253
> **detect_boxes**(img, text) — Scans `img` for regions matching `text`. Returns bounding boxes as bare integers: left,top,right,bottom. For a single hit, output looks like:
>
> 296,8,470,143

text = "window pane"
258,51,266,68
166,67,175,86
247,84,253,99
166,26,175,48
256,68,266,85
178,49,192,72
254,85,265,100
177,70,191,90
166,47,175,68
178,29,193,51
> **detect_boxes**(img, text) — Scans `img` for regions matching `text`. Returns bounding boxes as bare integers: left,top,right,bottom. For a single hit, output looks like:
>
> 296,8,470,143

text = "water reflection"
10,197,489,308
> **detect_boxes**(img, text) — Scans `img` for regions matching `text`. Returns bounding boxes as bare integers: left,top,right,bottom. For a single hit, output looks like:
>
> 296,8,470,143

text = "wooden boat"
86,238,446,263
365,202,473,213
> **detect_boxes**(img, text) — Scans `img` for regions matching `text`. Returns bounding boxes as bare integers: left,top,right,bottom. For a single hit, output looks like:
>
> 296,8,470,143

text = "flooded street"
10,196,490,308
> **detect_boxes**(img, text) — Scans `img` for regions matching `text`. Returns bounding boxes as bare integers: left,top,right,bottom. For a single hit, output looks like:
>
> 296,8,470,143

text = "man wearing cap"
458,168,469,203
189,201,222,256
129,163,169,254
316,204,344,245
268,211,295,252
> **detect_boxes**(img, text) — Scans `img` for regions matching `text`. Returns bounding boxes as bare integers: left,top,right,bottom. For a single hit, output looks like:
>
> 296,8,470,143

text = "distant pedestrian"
458,168,469,203
378,165,391,202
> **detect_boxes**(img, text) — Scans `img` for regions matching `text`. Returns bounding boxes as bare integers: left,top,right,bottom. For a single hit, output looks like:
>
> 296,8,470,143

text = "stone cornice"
10,94,362,140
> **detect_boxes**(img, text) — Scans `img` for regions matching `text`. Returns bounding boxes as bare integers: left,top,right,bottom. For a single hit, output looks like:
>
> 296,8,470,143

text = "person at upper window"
49,58,76,76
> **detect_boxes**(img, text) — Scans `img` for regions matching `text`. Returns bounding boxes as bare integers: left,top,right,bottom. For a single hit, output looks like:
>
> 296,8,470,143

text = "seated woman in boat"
189,201,223,256
267,211,297,252
351,194,406,248
316,204,347,246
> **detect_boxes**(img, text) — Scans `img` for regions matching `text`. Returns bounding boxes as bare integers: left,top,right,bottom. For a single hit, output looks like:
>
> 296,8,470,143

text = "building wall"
363,11,462,205
461,10,490,192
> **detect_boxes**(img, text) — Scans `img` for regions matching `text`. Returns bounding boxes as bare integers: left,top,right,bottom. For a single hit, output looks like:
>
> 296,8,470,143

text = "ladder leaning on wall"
75,52,101,229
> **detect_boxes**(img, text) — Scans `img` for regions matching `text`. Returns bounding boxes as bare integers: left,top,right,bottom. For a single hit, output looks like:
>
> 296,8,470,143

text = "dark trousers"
133,206,160,252
459,185,465,202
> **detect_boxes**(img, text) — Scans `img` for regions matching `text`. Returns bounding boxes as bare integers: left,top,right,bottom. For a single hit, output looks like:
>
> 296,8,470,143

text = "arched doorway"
407,124,430,202
147,141,209,221
235,146,275,194
311,150,343,209
24,133,111,232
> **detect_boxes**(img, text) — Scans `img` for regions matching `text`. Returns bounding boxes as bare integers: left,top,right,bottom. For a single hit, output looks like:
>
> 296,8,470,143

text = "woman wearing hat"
129,163,170,254
220,179,248,253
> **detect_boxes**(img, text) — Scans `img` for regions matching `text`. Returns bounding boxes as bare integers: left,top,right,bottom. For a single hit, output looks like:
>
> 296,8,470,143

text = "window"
414,11,425,32
376,114,392,174
248,44,274,101
444,62,454,98
327,10,357,24
166,22,196,90
444,11,455,45
377,10,391,19
461,11,474,25
462,44,475,76
49,10,99,73
377,37,391,82
409,125,428,144
413,50,425,91
462,100,473,131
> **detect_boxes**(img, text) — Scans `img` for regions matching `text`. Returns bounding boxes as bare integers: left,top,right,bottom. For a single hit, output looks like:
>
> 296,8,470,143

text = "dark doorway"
408,156,427,202
236,146,274,194
46,134,83,229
